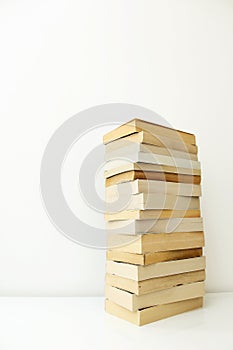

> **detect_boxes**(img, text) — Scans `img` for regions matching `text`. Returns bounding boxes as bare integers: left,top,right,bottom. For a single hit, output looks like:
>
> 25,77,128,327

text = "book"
105,281,205,311
105,153,200,170
104,130,198,154
106,170,201,187
106,247,203,265
108,232,205,253
106,179,202,197
105,193,200,212
106,270,205,295
106,139,198,160
105,297,203,326
105,162,201,178
106,256,206,281
103,119,196,145
106,217,203,235
105,209,200,221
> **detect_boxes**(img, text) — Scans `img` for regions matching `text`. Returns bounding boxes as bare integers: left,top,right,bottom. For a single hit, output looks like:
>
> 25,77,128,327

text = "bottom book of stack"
105,297,203,326
105,234,205,326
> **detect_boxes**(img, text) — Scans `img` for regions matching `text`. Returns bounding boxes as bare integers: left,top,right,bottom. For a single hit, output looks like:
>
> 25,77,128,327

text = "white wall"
0,0,233,295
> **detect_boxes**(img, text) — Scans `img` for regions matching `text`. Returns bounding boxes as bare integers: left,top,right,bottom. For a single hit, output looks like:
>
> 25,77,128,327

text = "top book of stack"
103,118,197,150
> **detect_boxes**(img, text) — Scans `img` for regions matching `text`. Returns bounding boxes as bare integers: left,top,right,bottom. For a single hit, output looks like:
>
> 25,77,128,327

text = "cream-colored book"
106,139,198,160
105,153,200,171
106,179,202,198
106,270,205,295
105,193,200,212
106,256,206,281
105,209,200,221
107,247,203,265
107,232,205,253
105,281,205,311
106,217,203,235
105,163,201,180
103,119,196,145
105,297,203,326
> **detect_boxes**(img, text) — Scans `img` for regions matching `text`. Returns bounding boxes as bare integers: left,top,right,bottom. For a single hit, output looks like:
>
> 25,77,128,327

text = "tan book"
106,256,206,281
103,119,196,145
105,130,198,154
106,171,201,187
105,209,200,221
105,297,203,326
105,162,201,178
106,139,198,160
108,232,205,253
107,248,203,265
105,281,205,311
106,217,203,235
106,179,202,198
105,193,200,212
106,270,205,295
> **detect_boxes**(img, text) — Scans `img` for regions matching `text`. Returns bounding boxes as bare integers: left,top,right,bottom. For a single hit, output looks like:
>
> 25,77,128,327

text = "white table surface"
0,293,232,350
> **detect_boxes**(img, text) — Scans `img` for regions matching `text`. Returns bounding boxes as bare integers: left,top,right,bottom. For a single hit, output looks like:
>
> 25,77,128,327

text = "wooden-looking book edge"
105,297,203,326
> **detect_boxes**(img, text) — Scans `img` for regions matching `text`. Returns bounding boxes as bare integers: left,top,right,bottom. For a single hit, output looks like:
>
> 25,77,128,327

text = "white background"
0,0,233,296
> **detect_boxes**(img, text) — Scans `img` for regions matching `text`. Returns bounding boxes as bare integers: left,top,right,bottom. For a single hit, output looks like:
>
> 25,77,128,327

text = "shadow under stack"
104,119,205,326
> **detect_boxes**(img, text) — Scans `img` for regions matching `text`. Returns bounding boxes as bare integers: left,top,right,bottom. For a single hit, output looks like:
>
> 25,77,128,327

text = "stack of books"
103,119,205,326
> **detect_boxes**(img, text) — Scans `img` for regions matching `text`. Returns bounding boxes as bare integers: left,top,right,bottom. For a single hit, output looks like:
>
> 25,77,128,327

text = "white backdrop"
0,0,233,296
